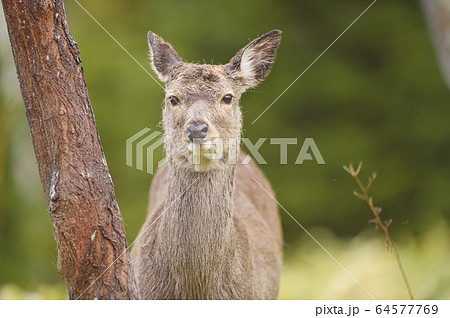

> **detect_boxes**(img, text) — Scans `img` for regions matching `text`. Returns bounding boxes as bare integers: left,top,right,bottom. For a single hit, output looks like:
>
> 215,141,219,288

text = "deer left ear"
226,30,281,92
148,31,183,82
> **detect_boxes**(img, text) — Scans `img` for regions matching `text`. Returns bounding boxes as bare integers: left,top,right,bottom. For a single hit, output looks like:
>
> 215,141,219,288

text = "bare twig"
343,162,414,300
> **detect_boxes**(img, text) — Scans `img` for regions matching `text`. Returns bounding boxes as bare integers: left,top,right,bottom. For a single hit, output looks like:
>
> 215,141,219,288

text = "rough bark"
421,0,450,91
1,0,139,299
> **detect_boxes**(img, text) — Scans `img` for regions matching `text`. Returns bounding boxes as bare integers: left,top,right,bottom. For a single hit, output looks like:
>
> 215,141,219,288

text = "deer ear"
147,31,182,82
226,30,281,91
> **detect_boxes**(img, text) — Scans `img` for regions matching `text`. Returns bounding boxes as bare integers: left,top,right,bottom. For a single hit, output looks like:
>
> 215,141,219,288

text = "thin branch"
343,162,414,300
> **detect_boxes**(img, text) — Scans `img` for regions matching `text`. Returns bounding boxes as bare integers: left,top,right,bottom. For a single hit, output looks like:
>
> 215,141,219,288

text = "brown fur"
131,30,283,299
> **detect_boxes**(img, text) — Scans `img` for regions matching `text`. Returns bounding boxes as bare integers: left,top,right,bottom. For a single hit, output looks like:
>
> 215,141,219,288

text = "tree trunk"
1,0,139,299
421,0,450,91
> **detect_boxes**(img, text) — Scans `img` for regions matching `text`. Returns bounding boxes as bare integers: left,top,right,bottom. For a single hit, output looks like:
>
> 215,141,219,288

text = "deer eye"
168,95,180,106
221,94,233,104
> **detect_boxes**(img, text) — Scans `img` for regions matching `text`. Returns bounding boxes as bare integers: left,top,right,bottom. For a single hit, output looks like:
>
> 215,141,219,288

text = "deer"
131,30,283,299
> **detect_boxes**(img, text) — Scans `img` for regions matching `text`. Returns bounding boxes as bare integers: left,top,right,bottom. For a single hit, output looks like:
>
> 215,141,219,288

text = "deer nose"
186,121,209,141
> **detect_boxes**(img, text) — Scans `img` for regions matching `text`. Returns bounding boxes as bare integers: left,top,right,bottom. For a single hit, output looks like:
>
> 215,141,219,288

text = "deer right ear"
147,31,182,82
226,30,281,92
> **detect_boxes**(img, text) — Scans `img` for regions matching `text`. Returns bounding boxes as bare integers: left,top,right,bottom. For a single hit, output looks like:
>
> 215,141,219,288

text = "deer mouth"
187,138,216,151
184,138,224,172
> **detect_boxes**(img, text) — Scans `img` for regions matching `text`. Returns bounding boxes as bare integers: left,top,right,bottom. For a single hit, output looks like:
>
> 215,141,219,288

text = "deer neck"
163,163,236,246
158,162,237,297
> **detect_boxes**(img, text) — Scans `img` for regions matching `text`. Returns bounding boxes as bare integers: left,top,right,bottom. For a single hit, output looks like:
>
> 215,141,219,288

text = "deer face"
148,30,281,172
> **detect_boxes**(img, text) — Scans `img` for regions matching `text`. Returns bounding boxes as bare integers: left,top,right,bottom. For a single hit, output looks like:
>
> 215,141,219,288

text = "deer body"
131,30,283,299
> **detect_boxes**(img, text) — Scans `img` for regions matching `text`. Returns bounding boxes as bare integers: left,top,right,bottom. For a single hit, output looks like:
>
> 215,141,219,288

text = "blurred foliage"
2,220,448,300
280,220,450,299
0,283,68,300
0,0,449,299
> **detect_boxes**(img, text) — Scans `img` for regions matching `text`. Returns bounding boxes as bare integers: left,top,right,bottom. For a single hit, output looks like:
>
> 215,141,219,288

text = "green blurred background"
0,0,449,299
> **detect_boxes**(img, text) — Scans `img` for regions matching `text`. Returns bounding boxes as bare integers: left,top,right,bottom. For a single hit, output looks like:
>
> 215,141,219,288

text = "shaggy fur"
131,30,282,299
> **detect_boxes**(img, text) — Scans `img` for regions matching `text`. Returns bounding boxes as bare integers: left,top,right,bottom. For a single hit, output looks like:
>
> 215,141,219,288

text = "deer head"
148,30,281,172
